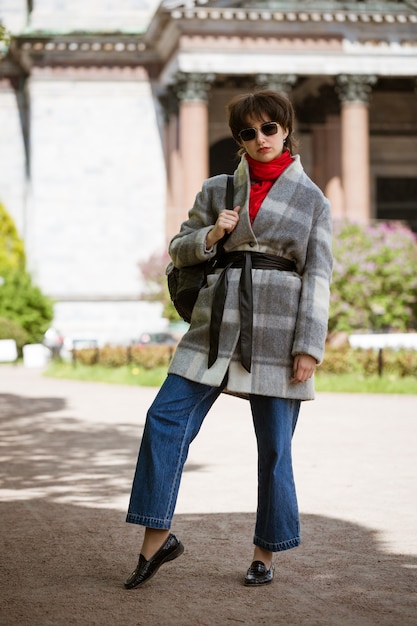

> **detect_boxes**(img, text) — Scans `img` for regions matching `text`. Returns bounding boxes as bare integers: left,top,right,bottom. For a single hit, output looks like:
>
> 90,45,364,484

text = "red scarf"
246,150,293,223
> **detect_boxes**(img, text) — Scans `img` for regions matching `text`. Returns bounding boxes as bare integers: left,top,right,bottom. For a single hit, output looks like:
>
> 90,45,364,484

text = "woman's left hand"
290,354,317,384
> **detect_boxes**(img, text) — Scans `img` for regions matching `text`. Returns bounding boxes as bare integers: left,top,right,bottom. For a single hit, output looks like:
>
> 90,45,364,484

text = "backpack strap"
226,174,234,210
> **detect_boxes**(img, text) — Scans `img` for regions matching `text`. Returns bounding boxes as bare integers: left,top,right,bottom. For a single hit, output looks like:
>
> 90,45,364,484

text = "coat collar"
226,155,304,250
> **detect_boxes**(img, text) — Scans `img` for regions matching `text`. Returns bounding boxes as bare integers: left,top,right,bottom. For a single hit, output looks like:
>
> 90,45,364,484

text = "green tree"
0,201,26,272
330,220,417,333
0,201,53,343
0,23,11,59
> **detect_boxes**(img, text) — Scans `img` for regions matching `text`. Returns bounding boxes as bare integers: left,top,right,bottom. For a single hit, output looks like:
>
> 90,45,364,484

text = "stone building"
0,0,416,342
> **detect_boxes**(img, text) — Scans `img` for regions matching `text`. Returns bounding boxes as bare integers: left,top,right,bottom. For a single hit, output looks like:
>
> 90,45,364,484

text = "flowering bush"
138,220,417,334
329,220,417,333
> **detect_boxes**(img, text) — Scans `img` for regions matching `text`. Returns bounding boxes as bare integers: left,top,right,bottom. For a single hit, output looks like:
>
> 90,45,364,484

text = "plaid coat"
168,155,333,400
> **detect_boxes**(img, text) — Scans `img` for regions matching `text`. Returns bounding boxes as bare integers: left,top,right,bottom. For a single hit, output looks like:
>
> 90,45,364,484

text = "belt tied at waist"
208,251,297,373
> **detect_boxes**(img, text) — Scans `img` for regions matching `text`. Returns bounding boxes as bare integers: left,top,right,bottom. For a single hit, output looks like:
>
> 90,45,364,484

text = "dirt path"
0,366,416,625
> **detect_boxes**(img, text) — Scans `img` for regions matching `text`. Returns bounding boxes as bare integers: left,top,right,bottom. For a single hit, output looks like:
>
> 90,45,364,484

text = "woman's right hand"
206,205,241,249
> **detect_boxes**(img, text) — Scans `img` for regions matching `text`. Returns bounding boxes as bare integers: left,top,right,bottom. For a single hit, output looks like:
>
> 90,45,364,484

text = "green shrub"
72,348,99,366
318,344,361,375
0,269,54,344
0,316,29,355
130,345,175,369
382,349,417,378
97,345,127,368
321,345,417,378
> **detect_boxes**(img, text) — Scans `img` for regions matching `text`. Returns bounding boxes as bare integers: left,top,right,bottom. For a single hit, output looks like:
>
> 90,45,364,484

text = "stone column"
311,123,326,192
313,115,344,219
255,74,297,96
159,88,182,240
336,74,377,222
174,72,214,214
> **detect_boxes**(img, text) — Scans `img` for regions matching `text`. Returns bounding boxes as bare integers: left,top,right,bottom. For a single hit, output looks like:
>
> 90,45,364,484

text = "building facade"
0,0,416,342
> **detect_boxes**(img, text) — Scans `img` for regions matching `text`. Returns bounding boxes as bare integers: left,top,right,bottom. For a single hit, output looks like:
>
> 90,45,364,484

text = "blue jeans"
126,374,301,552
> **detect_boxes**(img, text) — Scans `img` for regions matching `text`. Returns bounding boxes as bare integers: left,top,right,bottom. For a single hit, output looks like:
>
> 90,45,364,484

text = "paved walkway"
0,365,416,625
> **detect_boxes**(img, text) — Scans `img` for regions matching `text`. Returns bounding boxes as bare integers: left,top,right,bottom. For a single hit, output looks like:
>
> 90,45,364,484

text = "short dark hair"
227,89,297,154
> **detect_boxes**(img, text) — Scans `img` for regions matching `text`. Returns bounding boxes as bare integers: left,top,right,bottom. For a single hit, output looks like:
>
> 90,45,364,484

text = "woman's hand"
206,205,241,249
290,354,317,384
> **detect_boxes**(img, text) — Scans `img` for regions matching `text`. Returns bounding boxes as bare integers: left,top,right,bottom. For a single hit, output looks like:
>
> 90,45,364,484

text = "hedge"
72,344,175,369
319,345,417,378
71,343,417,378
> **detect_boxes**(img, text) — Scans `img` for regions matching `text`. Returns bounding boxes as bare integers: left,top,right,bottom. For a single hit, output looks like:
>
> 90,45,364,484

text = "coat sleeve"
292,200,333,365
169,177,226,268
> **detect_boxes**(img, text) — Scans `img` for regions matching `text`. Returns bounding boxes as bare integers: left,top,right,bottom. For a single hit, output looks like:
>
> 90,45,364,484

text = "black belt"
208,251,297,373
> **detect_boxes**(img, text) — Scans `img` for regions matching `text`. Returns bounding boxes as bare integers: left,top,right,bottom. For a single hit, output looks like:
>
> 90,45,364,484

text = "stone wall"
27,67,166,340
28,67,165,296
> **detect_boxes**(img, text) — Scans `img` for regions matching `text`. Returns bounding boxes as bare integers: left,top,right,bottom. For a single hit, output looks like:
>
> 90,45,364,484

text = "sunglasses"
238,121,279,142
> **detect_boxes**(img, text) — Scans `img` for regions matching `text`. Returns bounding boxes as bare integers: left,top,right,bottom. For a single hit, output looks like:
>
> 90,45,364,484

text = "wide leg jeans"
126,374,301,552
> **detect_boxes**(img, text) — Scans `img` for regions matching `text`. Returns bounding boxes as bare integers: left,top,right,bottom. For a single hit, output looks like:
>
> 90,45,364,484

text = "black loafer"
124,533,184,589
244,560,274,586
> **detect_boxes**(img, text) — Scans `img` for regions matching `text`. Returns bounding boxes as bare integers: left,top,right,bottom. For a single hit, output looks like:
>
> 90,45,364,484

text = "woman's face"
238,115,288,163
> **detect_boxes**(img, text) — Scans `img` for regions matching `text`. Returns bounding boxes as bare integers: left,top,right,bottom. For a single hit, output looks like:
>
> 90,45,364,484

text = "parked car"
133,332,178,346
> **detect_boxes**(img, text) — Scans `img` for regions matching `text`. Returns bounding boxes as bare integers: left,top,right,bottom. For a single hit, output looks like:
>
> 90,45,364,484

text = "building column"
336,74,377,222
312,116,344,219
159,88,183,241
174,72,214,215
255,73,297,96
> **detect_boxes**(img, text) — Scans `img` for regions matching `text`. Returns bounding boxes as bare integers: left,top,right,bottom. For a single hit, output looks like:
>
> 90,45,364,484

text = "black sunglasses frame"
238,121,280,142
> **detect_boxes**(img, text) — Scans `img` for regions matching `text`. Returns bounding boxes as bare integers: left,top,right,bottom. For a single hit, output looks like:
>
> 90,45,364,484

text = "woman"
124,90,333,588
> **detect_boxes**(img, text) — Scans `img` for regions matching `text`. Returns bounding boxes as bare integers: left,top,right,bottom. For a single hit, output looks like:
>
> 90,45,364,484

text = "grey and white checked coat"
168,155,333,400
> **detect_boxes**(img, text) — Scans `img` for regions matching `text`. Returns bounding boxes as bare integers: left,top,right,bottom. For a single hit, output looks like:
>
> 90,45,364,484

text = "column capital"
336,74,377,104
255,73,297,96
172,71,215,102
